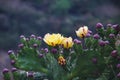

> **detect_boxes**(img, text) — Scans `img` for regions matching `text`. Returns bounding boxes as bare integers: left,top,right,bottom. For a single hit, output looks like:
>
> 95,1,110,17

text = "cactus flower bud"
8,51,16,60
51,48,57,54
117,56,120,60
111,50,118,57
20,35,25,39
96,23,103,29
33,44,38,48
41,48,44,51
58,56,66,66
107,24,112,27
2,68,9,74
93,34,100,39
86,33,91,38
26,38,29,41
11,60,15,65
105,41,109,45
99,40,106,46
109,34,115,38
30,34,36,38
27,72,33,77
12,68,17,72
39,54,43,58
74,39,81,44
117,64,120,69
88,30,92,34
18,43,24,48
112,24,120,32
117,73,120,78
20,35,26,41
92,58,97,64
37,36,42,40
8,50,13,55
44,48,48,53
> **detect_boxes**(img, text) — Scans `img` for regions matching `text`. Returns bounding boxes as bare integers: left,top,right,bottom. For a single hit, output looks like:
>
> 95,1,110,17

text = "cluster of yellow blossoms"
43,26,88,65
43,33,73,49
43,26,88,49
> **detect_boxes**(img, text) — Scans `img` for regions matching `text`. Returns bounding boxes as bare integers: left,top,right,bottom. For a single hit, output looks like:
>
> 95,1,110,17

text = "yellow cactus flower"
76,26,88,38
43,33,64,46
58,55,66,65
61,37,74,49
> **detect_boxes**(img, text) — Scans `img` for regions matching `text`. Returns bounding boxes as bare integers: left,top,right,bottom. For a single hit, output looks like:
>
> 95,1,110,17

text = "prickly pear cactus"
2,23,120,80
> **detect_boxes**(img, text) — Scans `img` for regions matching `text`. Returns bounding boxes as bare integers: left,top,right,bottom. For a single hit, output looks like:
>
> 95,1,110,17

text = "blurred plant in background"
0,0,120,50
2,23,120,80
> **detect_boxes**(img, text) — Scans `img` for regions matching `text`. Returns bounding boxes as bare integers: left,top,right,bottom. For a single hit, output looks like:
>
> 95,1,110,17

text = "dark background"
0,0,120,50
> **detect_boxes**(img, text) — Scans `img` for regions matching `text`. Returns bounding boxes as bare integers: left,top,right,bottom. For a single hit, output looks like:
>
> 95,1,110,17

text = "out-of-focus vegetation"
0,0,120,50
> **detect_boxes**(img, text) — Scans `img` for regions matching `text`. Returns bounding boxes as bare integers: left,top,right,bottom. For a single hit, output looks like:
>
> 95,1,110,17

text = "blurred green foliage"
3,23,120,80
51,0,71,15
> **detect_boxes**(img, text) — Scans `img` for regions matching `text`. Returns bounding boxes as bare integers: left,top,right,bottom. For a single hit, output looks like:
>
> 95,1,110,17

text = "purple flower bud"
26,38,29,41
93,34,100,39
8,50,13,55
12,68,17,72
96,23,103,29
18,43,24,48
112,24,117,28
27,72,33,77
111,50,118,58
11,60,15,65
105,41,109,45
99,40,106,46
33,44,38,48
30,34,36,38
39,54,43,58
107,24,112,27
44,48,48,53
117,34,120,37
37,36,42,40
109,34,115,38
117,64,120,69
2,68,9,74
20,35,25,39
74,39,81,44
86,33,91,38
88,30,92,34
117,73,120,78
41,48,44,51
51,48,57,54
92,58,97,64
112,24,120,31
117,56,120,60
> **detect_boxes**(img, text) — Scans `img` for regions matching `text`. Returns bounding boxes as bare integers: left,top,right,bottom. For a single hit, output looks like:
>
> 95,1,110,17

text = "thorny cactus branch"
2,23,120,80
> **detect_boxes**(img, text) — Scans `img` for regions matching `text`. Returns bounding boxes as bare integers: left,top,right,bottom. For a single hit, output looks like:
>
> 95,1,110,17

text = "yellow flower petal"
43,33,63,46
61,37,73,49
76,26,88,38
